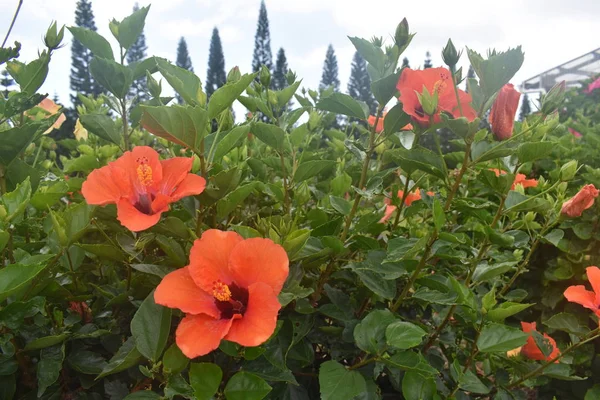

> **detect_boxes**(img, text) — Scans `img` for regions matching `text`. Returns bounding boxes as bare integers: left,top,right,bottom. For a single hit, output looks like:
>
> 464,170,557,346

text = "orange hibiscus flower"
367,112,413,133
564,266,600,319
490,84,521,141
396,67,477,126
491,169,538,190
27,98,67,134
520,322,560,362
154,230,289,358
380,189,433,223
81,146,206,231
561,184,599,217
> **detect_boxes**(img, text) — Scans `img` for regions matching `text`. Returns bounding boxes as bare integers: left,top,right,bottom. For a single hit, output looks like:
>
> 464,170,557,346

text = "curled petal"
116,198,162,232
176,314,233,358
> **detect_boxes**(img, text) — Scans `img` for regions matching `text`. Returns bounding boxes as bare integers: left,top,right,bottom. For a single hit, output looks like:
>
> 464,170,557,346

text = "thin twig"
2,0,23,48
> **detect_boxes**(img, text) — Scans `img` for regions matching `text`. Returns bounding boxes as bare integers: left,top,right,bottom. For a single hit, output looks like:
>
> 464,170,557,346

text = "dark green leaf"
402,370,436,400
348,37,385,72
354,309,396,354
213,125,250,161
517,142,554,163
294,160,335,183
0,122,48,166
389,146,446,180
189,362,222,400
157,58,204,106
37,344,64,397
473,261,517,282
163,343,189,375
383,102,411,134
208,73,256,119
115,5,150,50
487,302,533,322
6,52,50,94
386,321,427,350
458,369,490,394
67,27,114,60
131,291,171,362
24,333,69,351
251,122,285,151
316,92,367,119
543,313,589,336
319,360,367,400
141,105,208,153
90,57,133,98
477,323,529,353
0,261,47,302
216,182,259,219
97,336,142,378
224,371,271,400
371,71,402,105
79,114,121,145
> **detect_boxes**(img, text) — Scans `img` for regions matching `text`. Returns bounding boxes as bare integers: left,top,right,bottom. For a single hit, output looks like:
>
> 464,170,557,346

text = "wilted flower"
520,322,560,362
561,184,599,217
490,84,521,141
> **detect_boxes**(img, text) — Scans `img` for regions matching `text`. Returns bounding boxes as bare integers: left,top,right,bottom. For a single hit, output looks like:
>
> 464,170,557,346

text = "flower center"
213,281,249,319
136,156,153,186
212,280,232,302
433,79,447,94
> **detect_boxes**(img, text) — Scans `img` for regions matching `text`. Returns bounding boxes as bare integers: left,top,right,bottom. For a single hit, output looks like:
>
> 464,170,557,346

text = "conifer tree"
465,65,475,93
424,51,432,69
175,37,193,104
319,45,340,92
1,69,14,98
273,48,289,91
70,0,102,107
205,28,226,99
519,93,531,121
347,51,377,114
401,57,410,69
251,0,273,74
127,3,149,103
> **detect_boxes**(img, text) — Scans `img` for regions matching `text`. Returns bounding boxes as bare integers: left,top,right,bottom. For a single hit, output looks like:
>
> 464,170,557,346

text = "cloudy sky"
1,0,599,108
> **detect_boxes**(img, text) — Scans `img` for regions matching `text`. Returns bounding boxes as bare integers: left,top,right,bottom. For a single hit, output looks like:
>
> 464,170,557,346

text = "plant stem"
66,249,80,291
279,151,290,213
444,142,471,210
349,356,377,370
450,67,465,117
121,100,130,151
2,0,23,48
391,176,412,230
311,258,335,303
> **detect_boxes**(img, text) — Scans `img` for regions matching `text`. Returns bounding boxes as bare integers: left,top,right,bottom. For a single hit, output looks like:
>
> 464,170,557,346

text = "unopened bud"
541,81,566,115
286,70,297,85
227,66,241,83
560,160,578,181
259,65,271,88
44,21,65,50
417,86,438,116
442,39,461,69
146,71,161,98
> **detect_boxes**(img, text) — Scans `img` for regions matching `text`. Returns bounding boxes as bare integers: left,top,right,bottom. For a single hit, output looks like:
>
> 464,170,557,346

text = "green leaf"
114,5,150,50
224,371,272,400
543,313,589,336
354,309,396,354
67,27,114,60
213,125,250,161
477,323,529,353
0,41,20,65
37,344,65,397
0,296,45,329
208,73,256,119
467,46,524,99
544,229,564,247
316,92,367,119
276,80,302,107
504,190,552,213
216,182,259,219
348,37,385,72
157,58,204,106
2,177,31,222
433,198,444,232
6,52,50,94
585,384,600,400
319,360,367,400
190,362,222,400
130,56,160,80
97,336,142,378
386,321,427,350
294,160,335,183
329,195,352,215
67,350,107,375
402,370,436,400
487,302,533,322
131,291,171,362
77,244,127,262
0,122,48,166
471,141,515,162
79,114,121,145
63,154,100,174
123,392,162,400
389,146,446,180
383,102,411,134
458,369,490,394
130,263,172,278
162,343,189,375
371,71,402,105
251,122,285,151
0,261,47,303
517,141,554,163
24,333,69,351
384,351,439,376
473,261,517,282
90,57,133,98
141,105,208,153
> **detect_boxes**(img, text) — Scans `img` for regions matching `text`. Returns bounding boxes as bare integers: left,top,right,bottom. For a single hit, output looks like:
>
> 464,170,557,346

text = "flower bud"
0,205,7,220
541,81,566,115
227,66,241,83
394,19,410,48
286,70,297,85
490,84,521,141
259,65,271,88
560,160,578,181
25,143,36,156
78,144,94,156
561,184,599,217
41,159,53,169
146,71,161,98
44,21,65,50
416,86,438,117
442,39,461,69
544,111,559,131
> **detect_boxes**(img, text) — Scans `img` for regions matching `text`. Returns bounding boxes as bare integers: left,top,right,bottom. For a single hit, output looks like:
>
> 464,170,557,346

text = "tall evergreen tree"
348,51,377,114
251,0,273,74
401,57,410,69
205,28,226,99
175,37,193,104
70,0,101,107
127,3,148,103
273,48,289,91
424,51,432,69
519,93,531,121
465,65,475,92
1,69,14,98
319,45,340,92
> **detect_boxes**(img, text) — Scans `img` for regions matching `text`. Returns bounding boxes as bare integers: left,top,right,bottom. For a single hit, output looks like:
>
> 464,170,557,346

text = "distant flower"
561,184,599,217
584,76,600,94
520,322,560,362
564,266,600,319
396,67,476,126
490,84,521,141
27,98,67,135
367,112,413,134
69,301,92,323
490,169,538,190
73,118,88,141
568,127,582,138
154,230,289,358
82,146,206,231
380,189,433,223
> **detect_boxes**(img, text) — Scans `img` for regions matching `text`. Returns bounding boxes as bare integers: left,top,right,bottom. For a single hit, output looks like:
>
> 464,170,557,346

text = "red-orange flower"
396,67,476,126
490,84,521,141
154,230,289,358
367,112,413,133
380,189,433,223
564,266,600,319
69,301,92,323
27,98,67,134
491,169,538,190
561,184,599,217
82,146,206,231
520,322,560,362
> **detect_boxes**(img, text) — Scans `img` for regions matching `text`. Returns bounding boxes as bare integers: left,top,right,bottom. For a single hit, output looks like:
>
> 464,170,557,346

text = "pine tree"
205,28,226,99
401,57,410,69
519,93,531,121
348,51,377,114
319,45,340,92
175,37,193,104
424,51,432,69
1,69,14,98
251,0,273,74
273,48,289,91
127,3,148,103
70,0,101,107
465,65,475,93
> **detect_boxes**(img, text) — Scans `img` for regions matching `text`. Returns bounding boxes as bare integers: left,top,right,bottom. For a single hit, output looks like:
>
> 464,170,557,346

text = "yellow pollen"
212,281,231,302
433,79,447,94
136,164,153,186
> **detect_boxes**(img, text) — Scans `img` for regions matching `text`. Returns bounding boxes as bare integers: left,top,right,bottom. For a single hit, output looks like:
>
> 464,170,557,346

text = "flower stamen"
136,157,153,186
212,280,232,302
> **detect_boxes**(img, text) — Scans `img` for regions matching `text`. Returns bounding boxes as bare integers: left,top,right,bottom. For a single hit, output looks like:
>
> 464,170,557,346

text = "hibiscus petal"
564,285,597,310
81,165,123,205
586,266,600,305
225,282,281,347
379,205,396,223
116,198,162,231
154,267,220,318
160,157,193,195
229,238,289,293
176,314,233,358
151,193,172,214
170,174,206,202
188,229,243,293
520,321,536,333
